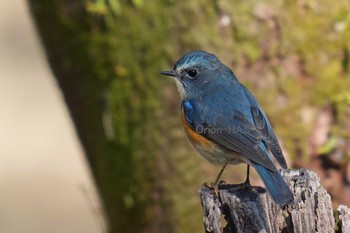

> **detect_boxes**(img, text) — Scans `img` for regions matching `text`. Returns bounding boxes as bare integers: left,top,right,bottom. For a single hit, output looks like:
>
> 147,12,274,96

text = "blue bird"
161,51,294,205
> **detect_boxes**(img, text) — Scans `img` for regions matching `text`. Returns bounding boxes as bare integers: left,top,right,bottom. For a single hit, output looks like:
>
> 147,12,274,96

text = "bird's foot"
243,178,251,190
210,182,219,195
218,180,226,185
210,180,226,195
203,180,226,196
203,182,217,191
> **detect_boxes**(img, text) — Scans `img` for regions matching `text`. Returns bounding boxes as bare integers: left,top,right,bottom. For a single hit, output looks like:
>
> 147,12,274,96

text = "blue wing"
243,84,287,169
182,100,277,171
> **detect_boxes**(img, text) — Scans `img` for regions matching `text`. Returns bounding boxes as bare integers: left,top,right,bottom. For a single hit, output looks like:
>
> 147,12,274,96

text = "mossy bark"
28,1,174,232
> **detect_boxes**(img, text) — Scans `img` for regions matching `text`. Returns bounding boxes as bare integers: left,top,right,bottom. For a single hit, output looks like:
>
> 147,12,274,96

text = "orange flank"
181,109,212,148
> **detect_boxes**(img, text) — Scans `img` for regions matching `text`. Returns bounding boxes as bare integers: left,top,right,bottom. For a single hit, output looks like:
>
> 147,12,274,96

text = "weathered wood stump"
337,205,350,233
199,169,349,233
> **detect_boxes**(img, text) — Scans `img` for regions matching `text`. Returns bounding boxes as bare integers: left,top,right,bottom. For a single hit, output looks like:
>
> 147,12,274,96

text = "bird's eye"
187,69,198,78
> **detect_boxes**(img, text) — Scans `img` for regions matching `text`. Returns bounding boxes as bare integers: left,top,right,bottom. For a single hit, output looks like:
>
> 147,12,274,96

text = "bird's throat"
175,79,186,100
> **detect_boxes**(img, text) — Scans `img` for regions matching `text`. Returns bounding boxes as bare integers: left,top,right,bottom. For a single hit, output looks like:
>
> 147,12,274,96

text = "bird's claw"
218,180,226,185
243,179,251,190
210,182,218,195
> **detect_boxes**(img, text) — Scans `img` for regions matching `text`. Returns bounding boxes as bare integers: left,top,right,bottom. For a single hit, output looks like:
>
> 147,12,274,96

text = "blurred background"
0,0,104,233
2,0,350,233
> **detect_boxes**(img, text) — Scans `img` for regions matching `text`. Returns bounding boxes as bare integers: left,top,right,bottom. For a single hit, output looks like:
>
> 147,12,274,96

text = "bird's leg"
211,164,227,193
243,165,251,188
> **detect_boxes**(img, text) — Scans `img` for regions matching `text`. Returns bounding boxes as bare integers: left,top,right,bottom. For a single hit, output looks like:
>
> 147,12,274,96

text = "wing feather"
183,101,276,171
250,106,287,168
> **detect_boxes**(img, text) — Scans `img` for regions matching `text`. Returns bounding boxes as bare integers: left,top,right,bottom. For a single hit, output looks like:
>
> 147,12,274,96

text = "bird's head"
161,51,233,100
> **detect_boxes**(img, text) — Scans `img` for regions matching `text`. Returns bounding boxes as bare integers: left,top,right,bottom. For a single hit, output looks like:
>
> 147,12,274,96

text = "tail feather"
252,162,294,205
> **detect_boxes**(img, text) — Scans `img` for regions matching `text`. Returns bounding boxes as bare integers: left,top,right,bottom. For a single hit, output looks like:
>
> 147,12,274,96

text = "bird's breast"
181,109,212,147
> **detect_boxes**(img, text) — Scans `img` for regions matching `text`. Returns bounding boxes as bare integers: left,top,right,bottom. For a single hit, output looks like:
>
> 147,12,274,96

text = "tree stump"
337,205,350,233
199,169,349,233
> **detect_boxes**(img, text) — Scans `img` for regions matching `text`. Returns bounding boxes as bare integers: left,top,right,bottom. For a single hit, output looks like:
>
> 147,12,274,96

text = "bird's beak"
160,70,177,77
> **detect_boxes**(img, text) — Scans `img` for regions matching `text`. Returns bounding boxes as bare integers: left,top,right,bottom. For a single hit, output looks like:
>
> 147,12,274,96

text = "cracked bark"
337,205,350,233
199,169,349,233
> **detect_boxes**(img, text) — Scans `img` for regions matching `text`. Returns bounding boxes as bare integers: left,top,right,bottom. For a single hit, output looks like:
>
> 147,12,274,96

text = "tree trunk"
200,169,349,233
27,1,174,232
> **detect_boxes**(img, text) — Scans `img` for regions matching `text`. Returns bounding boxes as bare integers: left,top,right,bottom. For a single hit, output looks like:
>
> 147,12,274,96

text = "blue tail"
252,162,294,205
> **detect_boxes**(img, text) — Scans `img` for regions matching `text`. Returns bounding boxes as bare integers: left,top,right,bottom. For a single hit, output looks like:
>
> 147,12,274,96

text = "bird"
161,50,294,205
